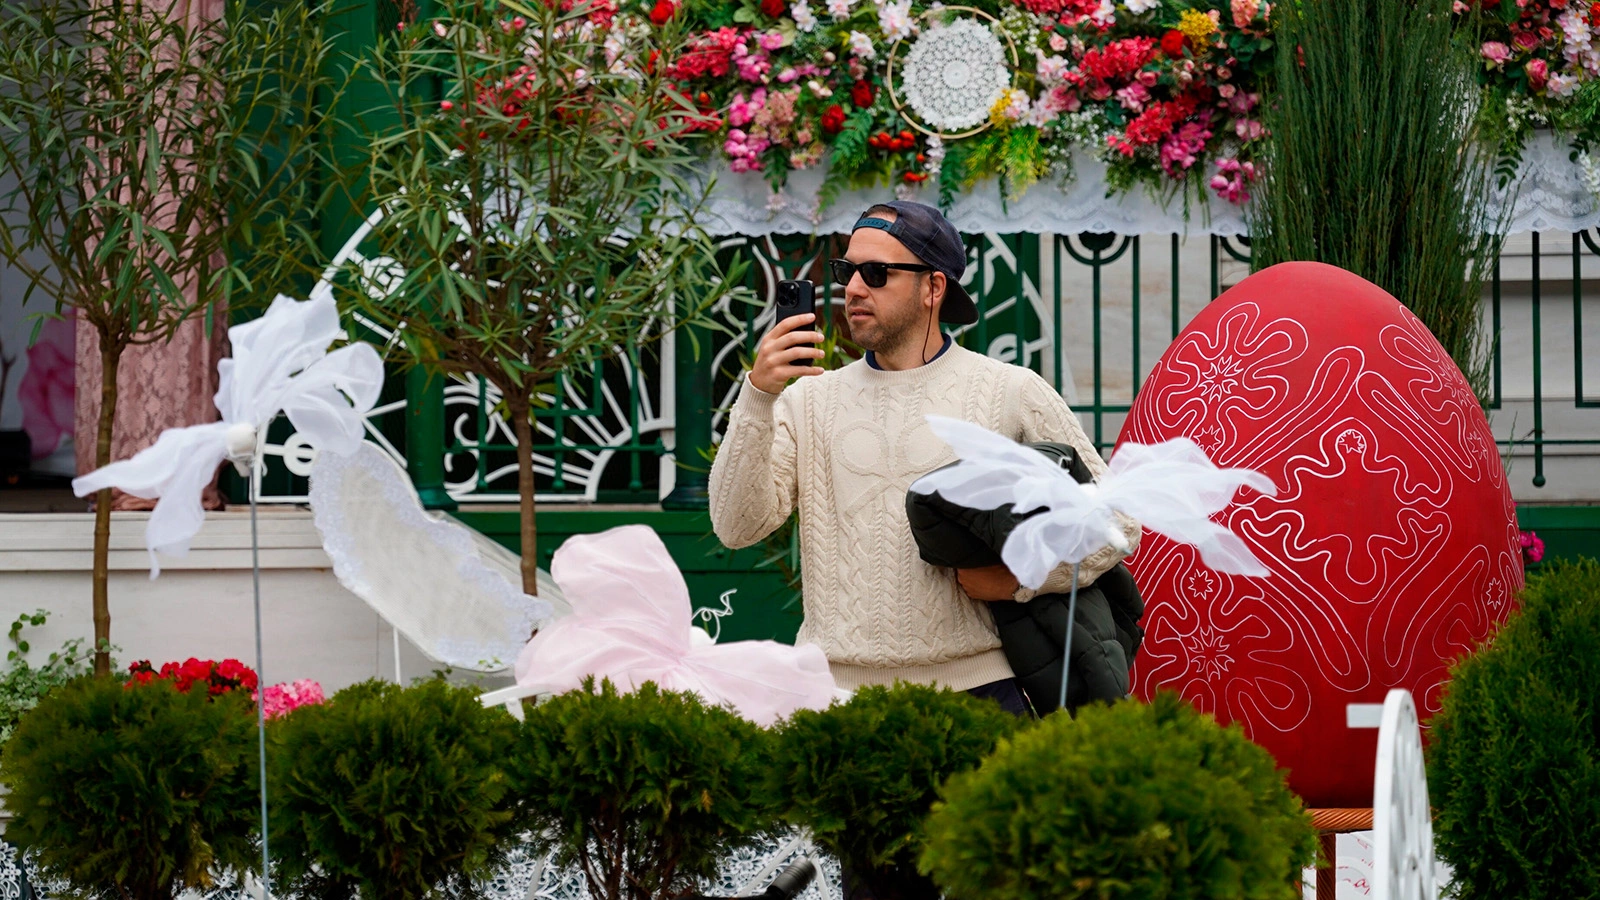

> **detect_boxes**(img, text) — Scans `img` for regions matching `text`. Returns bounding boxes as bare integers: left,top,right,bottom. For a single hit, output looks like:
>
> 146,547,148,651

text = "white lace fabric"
701,130,1600,236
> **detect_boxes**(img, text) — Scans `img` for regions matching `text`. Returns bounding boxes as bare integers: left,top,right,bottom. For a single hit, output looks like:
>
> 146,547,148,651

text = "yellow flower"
1177,9,1218,45
989,88,1025,128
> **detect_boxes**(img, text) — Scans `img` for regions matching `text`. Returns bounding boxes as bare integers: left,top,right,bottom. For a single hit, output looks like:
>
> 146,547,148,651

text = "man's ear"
927,271,946,310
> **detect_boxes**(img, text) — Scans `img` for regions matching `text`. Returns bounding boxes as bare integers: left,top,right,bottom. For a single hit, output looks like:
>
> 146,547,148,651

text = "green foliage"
519,679,776,900
819,108,877,210
0,0,343,671
767,683,1019,899
961,127,1052,202
1249,0,1499,401
268,679,526,900
1428,558,1600,900
348,0,749,577
0,677,259,900
0,610,96,747
921,693,1315,900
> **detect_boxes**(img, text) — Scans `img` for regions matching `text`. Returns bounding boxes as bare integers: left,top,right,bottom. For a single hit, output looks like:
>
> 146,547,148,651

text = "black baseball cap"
851,201,977,325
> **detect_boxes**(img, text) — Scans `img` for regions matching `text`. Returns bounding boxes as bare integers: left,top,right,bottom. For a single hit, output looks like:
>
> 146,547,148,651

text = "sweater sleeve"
708,374,799,550
1009,370,1142,599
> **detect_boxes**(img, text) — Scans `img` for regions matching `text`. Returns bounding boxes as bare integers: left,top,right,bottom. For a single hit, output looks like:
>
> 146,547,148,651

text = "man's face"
841,225,935,353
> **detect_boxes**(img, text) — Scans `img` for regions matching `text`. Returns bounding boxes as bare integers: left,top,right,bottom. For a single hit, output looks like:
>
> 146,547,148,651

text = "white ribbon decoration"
910,415,1277,590
72,291,384,576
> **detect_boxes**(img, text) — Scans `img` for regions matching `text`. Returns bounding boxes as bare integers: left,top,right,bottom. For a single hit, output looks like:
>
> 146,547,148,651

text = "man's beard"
847,301,927,355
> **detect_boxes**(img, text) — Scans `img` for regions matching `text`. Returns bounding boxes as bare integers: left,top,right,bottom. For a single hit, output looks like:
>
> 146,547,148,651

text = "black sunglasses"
829,258,934,288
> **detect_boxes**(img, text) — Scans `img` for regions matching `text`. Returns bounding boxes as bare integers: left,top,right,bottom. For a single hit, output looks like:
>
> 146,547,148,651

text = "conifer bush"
518,680,776,900
1429,558,1600,900
767,683,1020,900
268,679,526,900
920,693,1314,900
0,676,259,899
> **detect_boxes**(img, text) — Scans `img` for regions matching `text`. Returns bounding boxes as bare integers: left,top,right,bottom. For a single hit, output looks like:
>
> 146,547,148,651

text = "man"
708,201,1139,715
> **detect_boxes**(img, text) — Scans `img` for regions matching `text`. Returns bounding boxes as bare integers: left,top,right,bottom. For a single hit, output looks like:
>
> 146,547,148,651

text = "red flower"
649,0,676,25
1591,0,1600,25
1160,29,1187,57
1109,94,1200,155
1077,37,1158,83
760,0,786,17
851,80,874,108
821,103,847,134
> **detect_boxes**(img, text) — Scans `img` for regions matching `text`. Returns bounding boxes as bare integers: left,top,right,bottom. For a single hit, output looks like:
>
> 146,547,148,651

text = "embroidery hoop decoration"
886,6,1019,141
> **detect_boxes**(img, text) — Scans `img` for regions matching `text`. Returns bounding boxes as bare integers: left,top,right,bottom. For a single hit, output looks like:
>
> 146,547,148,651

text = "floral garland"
1466,0,1600,183
437,0,1598,212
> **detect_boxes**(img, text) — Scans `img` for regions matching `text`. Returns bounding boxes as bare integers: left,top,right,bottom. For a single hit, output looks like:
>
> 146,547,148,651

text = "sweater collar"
864,333,953,371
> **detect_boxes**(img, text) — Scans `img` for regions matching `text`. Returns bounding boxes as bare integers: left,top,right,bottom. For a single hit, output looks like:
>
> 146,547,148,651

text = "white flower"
879,0,915,41
1090,0,1115,27
827,0,853,17
1579,151,1600,197
848,30,877,58
791,0,819,32
1024,100,1055,129
1124,0,1160,12
1035,49,1070,84
1548,71,1581,97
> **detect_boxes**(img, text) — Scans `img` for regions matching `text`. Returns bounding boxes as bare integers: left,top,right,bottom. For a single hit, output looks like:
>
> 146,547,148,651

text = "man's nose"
844,272,870,302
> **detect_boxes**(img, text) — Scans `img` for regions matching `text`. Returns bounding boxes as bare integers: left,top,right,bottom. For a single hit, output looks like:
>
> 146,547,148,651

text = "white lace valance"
701,130,1600,237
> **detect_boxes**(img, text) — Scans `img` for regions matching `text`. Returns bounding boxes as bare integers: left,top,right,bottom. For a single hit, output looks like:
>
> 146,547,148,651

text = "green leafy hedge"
268,679,526,900
1429,558,1600,900
0,676,259,899
767,683,1020,900
921,693,1314,900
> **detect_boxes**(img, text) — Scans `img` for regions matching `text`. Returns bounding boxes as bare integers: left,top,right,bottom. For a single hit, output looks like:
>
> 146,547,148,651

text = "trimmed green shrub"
921,693,1314,900
268,678,526,900
1429,558,1600,900
519,680,775,900
767,683,1020,900
0,676,259,899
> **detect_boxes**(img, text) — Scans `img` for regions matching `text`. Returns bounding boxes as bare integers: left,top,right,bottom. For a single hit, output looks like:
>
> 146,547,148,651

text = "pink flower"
1049,33,1069,52
1231,0,1259,28
1116,82,1150,111
18,315,74,462
261,679,326,719
1513,30,1540,50
1210,157,1258,204
1518,530,1545,563
1046,85,1081,113
1482,41,1512,65
1235,118,1264,140
1526,57,1550,90
1159,114,1213,176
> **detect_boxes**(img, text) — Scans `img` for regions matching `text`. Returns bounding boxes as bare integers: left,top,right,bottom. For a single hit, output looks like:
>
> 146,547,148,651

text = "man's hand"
956,564,1021,601
749,313,826,395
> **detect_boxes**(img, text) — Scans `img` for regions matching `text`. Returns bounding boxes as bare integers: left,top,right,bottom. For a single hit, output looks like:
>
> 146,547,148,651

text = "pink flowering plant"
1457,0,1600,182
1519,529,1546,566
455,0,1589,211
260,679,325,719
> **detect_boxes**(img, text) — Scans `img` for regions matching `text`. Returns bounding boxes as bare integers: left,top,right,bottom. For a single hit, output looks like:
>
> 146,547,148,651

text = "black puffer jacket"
905,442,1145,716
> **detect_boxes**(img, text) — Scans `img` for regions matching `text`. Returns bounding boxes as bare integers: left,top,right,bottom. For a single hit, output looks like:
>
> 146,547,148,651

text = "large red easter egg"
1119,261,1521,809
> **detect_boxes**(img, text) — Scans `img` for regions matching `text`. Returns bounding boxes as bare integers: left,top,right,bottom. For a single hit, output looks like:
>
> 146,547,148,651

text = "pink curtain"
72,0,229,510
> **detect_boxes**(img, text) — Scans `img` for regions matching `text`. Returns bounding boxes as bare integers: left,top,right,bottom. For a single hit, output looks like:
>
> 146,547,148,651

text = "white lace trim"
701,129,1600,236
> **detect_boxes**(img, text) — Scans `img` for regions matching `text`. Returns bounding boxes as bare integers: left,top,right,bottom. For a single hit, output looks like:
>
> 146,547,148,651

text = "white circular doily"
900,17,1009,133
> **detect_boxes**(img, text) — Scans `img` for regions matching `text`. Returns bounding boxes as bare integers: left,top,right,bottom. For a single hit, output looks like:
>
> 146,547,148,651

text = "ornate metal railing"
249,229,1600,506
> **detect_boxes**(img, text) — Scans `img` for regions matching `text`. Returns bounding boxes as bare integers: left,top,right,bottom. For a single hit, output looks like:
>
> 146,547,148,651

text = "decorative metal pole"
1057,563,1082,714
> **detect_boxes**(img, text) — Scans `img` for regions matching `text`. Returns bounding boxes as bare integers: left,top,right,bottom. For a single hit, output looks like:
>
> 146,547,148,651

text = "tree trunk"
92,334,122,678
511,398,539,596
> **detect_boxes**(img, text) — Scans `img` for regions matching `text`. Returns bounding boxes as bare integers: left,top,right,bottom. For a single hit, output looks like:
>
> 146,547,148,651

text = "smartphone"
775,279,816,336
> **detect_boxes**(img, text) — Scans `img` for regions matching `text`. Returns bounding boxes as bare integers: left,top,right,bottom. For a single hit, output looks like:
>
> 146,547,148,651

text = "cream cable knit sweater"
708,343,1141,691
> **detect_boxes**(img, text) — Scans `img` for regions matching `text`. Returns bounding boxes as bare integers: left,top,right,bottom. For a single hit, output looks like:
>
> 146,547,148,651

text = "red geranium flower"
821,103,847,134
851,80,874,108
760,0,786,17
1160,29,1186,57
649,0,676,25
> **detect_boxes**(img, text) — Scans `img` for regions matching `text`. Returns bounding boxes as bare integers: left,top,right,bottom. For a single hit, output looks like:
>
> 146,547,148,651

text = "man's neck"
869,330,951,371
